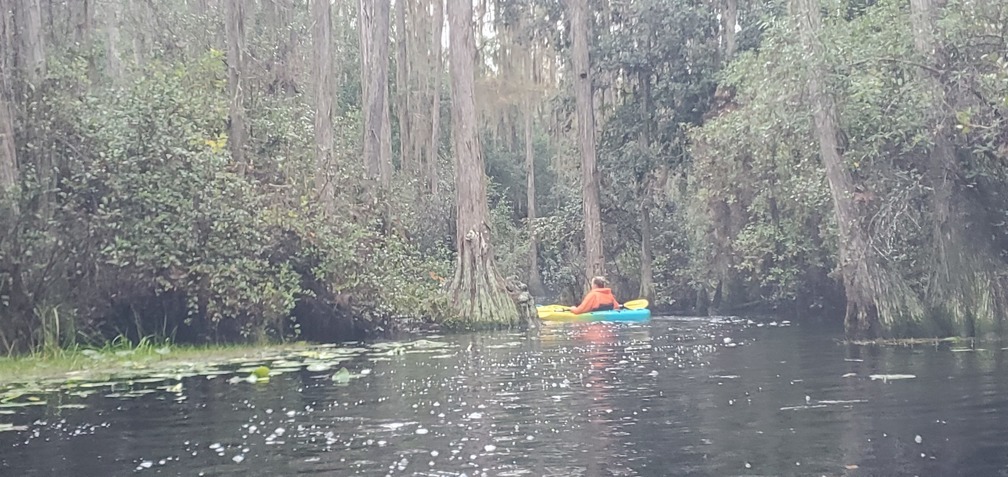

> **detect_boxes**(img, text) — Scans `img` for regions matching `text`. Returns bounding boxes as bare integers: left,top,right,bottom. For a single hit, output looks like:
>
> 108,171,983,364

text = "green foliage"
683,4,857,309
0,50,451,354
58,58,298,340
688,0,1008,324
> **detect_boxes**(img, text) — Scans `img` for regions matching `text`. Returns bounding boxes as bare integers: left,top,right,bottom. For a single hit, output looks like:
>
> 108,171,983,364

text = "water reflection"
3,318,1008,476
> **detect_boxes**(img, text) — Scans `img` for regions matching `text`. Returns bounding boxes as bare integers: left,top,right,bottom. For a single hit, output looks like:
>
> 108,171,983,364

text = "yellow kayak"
536,300,651,323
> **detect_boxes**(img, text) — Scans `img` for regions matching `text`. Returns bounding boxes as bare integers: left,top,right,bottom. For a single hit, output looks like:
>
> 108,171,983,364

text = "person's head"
591,276,608,289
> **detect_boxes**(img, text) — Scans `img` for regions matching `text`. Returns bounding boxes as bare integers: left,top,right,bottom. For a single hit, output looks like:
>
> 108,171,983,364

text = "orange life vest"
570,288,620,315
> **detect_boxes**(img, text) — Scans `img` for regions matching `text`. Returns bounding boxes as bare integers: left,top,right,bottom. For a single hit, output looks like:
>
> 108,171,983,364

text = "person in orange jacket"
569,276,621,314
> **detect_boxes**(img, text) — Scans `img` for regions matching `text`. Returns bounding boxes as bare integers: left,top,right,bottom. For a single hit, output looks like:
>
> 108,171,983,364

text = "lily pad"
0,402,45,409
331,368,352,384
57,404,89,410
407,339,450,349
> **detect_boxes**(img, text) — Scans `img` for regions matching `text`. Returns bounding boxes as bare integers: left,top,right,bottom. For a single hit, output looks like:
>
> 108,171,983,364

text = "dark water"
3,316,1008,476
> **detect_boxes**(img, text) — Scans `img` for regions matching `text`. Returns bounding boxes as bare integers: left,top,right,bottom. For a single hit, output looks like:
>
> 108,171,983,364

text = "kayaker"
569,276,621,314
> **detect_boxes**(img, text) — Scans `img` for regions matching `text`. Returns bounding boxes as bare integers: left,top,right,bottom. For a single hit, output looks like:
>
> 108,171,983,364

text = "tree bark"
312,0,335,214
380,60,392,188
104,0,122,81
360,0,392,192
795,0,872,333
408,0,428,181
17,0,45,81
639,206,654,300
126,0,147,67
567,0,605,283
0,88,15,194
71,0,91,48
0,2,16,194
267,0,298,96
722,0,738,60
638,70,655,301
224,0,247,173
1,0,12,71
395,0,410,174
524,99,544,296
428,0,444,194
447,0,534,328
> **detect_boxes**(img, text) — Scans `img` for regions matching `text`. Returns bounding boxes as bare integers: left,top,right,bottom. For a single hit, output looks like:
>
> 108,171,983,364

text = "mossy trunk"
449,227,529,328
910,0,1007,337
446,0,535,329
794,0,925,337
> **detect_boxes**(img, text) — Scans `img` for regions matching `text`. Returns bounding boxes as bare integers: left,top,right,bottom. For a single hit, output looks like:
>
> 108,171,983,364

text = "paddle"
537,298,649,313
621,299,649,310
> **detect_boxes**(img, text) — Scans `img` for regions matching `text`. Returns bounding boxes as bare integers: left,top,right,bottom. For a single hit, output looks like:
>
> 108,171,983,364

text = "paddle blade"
622,299,649,310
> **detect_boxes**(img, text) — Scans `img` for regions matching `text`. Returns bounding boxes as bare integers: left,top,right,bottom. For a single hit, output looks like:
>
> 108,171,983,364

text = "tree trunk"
360,0,392,192
447,0,534,328
17,0,45,81
1,0,12,71
395,0,410,174
428,0,443,194
312,0,335,214
104,0,122,81
71,0,91,48
794,0,921,336
408,0,428,182
910,0,1007,336
795,0,874,334
126,0,147,67
0,2,16,194
380,63,392,188
639,206,654,300
224,0,247,173
722,0,738,59
0,89,15,194
567,0,605,283
524,99,544,296
638,70,655,301
266,0,298,96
